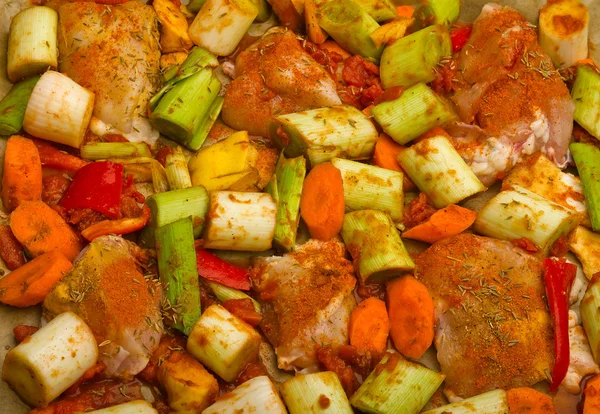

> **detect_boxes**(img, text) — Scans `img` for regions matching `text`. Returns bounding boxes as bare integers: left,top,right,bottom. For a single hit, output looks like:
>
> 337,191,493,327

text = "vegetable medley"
1,0,600,413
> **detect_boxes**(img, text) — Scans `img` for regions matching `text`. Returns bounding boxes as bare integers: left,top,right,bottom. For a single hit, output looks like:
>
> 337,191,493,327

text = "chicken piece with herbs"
448,3,574,186
222,28,341,137
415,234,554,399
43,235,163,379
250,239,356,372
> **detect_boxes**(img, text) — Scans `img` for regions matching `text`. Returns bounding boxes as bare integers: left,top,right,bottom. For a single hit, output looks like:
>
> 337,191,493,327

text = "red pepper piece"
195,248,251,291
81,204,151,242
450,24,472,53
61,161,123,219
543,257,576,391
32,139,89,171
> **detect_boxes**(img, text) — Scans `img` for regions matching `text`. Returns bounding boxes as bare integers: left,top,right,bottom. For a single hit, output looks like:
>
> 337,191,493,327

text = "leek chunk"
317,0,383,61
23,71,95,148
187,304,261,382
188,96,224,151
571,142,600,230
281,372,353,414
251,0,272,22
203,191,277,251
165,146,192,190
341,210,414,284
331,157,403,222
156,217,201,335
380,25,451,89
474,186,579,254
0,76,40,136
572,65,600,139
422,389,509,414
270,105,379,167
80,142,152,160
2,312,98,407
203,376,287,414
398,136,485,208
187,0,207,13
420,0,460,27
189,0,259,56
358,0,398,22
371,83,456,145
87,401,158,414
207,281,262,313
350,351,445,414
582,277,600,364
7,6,58,83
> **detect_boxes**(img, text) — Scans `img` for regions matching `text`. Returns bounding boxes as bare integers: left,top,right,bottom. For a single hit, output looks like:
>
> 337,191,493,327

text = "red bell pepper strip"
449,24,472,53
60,161,123,219
543,257,576,391
32,139,89,172
195,248,251,291
81,204,151,242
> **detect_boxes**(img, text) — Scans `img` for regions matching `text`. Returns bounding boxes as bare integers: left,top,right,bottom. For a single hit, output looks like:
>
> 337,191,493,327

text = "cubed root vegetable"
2,312,98,407
203,376,287,414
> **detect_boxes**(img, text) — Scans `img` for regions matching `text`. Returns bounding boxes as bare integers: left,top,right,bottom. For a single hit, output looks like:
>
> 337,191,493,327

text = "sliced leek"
422,389,509,414
474,185,580,254
80,142,151,160
420,0,461,27
87,401,158,414
582,277,600,363
572,65,600,139
341,210,414,284
281,372,353,414
23,71,94,148
251,0,272,22
380,25,451,89
189,0,259,56
187,304,261,382
7,6,58,83
156,217,201,335
270,105,379,167
165,146,192,190
317,0,383,61
372,83,457,145
350,351,445,414
203,191,276,251
331,157,403,222
188,96,224,151
571,142,600,230
152,159,170,194
0,76,40,136
398,136,485,208
207,280,262,313
539,0,589,69
2,312,98,407
187,0,207,13
358,0,398,22
203,376,286,414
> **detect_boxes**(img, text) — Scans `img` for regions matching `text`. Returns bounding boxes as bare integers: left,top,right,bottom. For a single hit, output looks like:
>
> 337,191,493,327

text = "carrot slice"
10,200,83,261
300,162,345,241
584,375,600,414
387,275,434,358
402,204,477,244
373,133,404,172
1,135,42,211
349,297,390,354
507,387,556,414
305,0,327,44
396,5,414,18
0,250,72,307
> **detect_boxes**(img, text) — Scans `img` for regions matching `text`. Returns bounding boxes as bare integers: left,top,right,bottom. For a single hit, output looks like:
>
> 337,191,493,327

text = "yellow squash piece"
370,17,414,48
153,0,194,53
570,226,600,280
160,52,189,71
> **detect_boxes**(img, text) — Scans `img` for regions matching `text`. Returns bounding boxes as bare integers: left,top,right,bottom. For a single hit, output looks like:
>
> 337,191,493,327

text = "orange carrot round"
10,200,83,261
507,387,556,414
0,250,72,307
349,297,390,354
387,275,435,358
300,162,345,241
402,204,477,244
584,375,600,414
2,135,42,212
373,134,404,172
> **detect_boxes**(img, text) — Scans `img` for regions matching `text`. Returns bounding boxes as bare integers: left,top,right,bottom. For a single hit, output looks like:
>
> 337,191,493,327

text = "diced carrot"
0,250,72,307
418,127,451,141
402,204,477,244
349,297,390,354
0,224,25,270
13,325,39,343
10,200,83,261
507,387,556,414
305,0,327,44
386,275,434,358
396,5,414,18
584,375,600,414
362,104,374,117
1,135,42,212
373,86,405,105
300,162,345,241
320,40,352,60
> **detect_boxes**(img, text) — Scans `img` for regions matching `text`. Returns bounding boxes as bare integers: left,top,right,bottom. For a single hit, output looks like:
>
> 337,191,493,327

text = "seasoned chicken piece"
222,28,341,137
449,3,574,185
57,2,161,143
43,236,163,379
250,239,356,372
415,234,554,399
562,310,599,394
